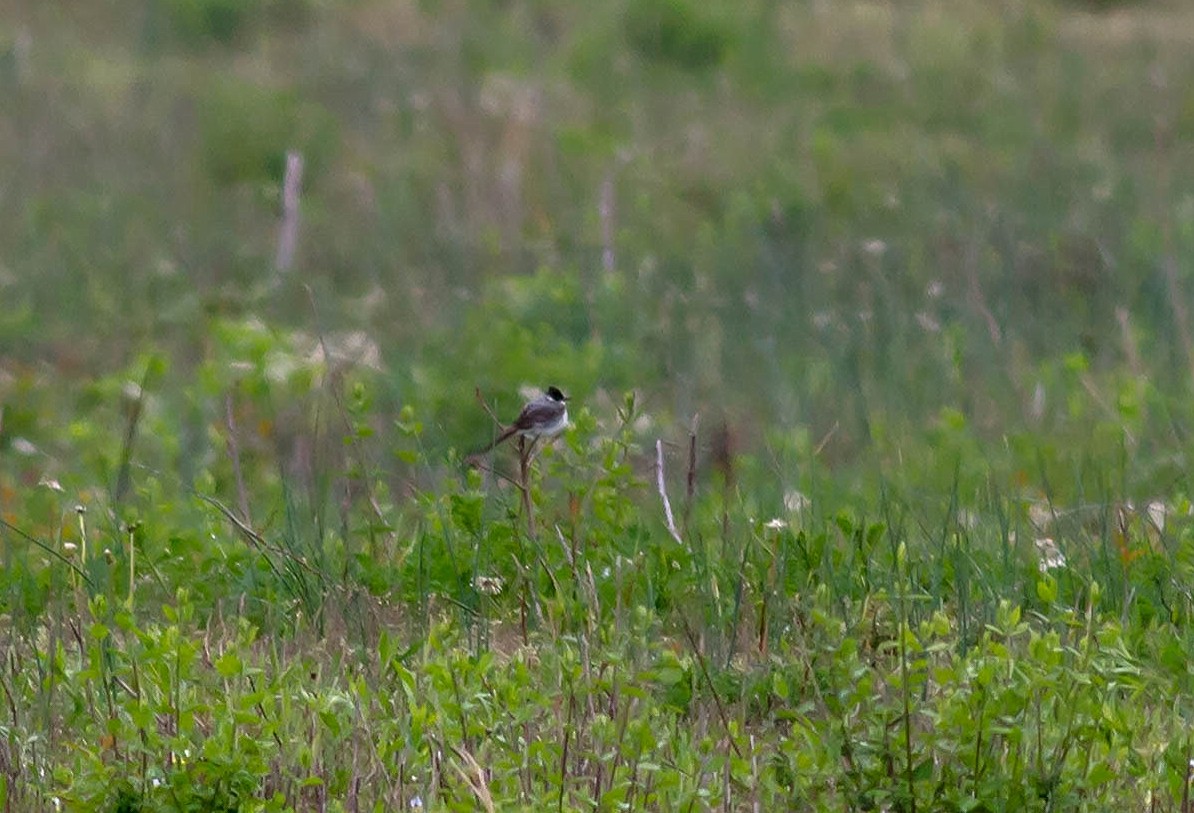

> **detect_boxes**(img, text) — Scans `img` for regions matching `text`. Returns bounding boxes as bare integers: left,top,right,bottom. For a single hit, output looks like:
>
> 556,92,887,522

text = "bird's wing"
514,399,563,430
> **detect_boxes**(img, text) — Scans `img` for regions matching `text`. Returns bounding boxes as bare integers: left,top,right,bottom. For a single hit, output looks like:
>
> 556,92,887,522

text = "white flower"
39,477,64,493
915,312,941,333
11,437,37,456
862,239,887,257
1028,501,1053,532
764,518,788,531
956,509,979,529
784,491,811,513
1146,501,1166,533
1035,538,1065,571
1030,383,1046,421
474,575,504,596
305,331,383,372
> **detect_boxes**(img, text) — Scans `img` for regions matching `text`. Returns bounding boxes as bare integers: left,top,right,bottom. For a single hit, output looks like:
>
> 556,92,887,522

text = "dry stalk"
656,439,683,546
275,150,304,272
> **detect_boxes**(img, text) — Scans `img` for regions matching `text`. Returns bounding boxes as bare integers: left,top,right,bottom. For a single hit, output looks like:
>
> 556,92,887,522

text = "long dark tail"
476,425,518,455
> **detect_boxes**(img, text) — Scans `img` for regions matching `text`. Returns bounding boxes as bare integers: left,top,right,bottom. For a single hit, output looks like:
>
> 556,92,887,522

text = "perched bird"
480,386,569,453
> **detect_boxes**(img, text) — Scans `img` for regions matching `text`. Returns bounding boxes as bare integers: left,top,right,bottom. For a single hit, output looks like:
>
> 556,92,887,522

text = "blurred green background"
3,0,1194,482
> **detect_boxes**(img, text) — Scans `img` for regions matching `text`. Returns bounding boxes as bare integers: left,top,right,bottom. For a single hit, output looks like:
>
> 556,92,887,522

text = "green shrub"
157,0,264,45
198,79,338,188
624,0,734,72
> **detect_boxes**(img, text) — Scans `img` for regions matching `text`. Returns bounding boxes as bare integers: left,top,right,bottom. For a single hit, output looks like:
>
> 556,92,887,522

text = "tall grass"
5,0,1194,808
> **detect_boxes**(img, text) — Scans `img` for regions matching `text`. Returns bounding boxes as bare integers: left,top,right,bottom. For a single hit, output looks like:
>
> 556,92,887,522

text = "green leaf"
215,652,243,678
1036,575,1058,604
772,672,790,701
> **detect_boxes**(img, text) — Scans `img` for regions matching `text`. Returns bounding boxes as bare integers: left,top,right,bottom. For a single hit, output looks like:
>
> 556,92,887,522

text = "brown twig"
463,454,524,491
223,390,252,524
679,614,743,760
558,687,575,813
813,421,840,458
519,436,536,539
474,386,503,427
683,414,699,535
448,745,496,813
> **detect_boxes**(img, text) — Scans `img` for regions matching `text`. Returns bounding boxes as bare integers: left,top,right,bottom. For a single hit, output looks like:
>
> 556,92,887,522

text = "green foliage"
624,0,735,72
158,0,264,44
199,79,338,188
4,364,1194,808
154,0,314,46
7,0,1194,808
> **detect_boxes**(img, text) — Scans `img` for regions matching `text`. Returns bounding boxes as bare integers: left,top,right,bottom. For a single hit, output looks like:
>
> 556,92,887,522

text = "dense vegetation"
4,0,1194,809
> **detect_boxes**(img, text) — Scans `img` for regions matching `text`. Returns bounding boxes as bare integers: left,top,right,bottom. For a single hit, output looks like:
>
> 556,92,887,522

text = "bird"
479,385,569,453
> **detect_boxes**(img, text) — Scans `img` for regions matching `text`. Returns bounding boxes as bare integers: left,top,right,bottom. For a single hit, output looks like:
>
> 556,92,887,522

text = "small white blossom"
11,437,37,456
784,490,811,513
1028,502,1053,532
915,312,941,333
1035,538,1065,571
305,331,383,372
1030,383,1046,421
1146,501,1167,533
474,576,503,596
956,509,979,529
862,239,888,257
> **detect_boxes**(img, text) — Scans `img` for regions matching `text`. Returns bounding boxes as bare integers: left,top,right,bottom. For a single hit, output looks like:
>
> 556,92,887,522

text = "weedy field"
5,0,1194,810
